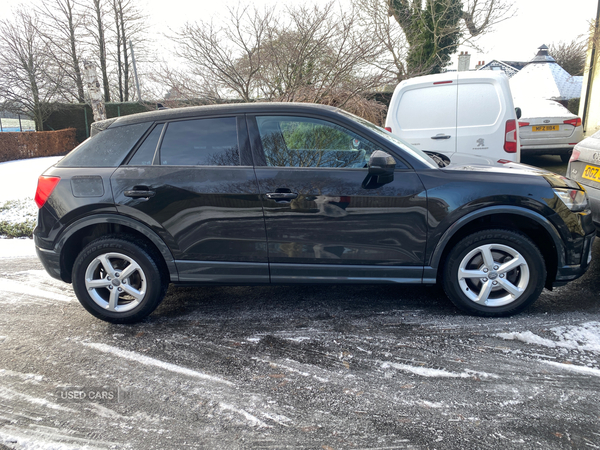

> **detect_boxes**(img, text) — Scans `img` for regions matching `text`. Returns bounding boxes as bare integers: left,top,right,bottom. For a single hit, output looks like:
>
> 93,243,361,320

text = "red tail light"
563,118,582,127
384,127,392,132
35,176,60,208
569,148,580,163
518,122,530,127
504,119,517,153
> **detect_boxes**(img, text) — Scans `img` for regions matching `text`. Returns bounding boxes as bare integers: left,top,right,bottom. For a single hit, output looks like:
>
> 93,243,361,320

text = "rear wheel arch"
57,215,178,283
432,208,562,288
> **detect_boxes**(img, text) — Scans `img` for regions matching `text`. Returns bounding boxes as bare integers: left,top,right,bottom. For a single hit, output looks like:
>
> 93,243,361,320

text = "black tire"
560,151,572,163
72,235,168,323
442,229,546,317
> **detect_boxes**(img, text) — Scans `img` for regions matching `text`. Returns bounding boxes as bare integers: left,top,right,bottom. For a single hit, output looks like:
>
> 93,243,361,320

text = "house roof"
509,45,583,102
477,60,526,78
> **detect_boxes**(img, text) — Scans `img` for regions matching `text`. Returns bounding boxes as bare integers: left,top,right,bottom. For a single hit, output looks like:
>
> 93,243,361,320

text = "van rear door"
455,72,519,162
388,73,458,157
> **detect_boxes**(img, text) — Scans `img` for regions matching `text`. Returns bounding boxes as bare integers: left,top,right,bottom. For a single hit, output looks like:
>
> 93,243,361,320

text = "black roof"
108,102,340,128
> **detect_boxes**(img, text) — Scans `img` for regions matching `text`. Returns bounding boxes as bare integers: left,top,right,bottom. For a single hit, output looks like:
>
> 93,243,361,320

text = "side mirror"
515,107,522,120
367,150,396,184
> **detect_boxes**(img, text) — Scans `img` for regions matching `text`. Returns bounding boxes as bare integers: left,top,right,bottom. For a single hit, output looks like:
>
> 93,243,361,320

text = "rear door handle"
265,192,298,201
431,134,451,140
124,186,155,199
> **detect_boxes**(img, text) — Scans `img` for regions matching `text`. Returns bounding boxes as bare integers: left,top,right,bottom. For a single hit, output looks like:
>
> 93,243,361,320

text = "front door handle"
265,192,298,201
431,134,451,140
124,186,155,199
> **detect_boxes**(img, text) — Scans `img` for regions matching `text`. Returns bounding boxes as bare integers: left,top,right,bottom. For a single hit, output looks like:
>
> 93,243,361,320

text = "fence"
0,117,36,132
0,129,77,163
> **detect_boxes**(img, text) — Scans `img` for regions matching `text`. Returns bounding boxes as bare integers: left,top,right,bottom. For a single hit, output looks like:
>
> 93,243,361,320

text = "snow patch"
0,156,62,203
0,238,36,258
83,342,234,385
381,362,498,379
0,369,44,383
540,360,600,378
0,386,75,413
497,322,600,353
252,357,330,383
218,402,271,428
0,278,73,303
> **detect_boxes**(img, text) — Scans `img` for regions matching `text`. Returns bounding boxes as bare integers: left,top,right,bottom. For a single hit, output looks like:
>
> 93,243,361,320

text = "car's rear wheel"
72,236,168,323
442,229,546,316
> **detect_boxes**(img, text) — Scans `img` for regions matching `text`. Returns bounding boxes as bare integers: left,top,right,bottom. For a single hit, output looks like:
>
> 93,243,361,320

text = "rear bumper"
35,240,64,282
520,145,574,155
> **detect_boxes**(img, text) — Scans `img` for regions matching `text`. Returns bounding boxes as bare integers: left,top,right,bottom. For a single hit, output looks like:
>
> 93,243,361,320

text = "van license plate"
582,164,600,182
532,125,559,132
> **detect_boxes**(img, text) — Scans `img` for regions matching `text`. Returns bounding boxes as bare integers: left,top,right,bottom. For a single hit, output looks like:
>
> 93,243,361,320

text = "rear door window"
159,117,239,166
128,124,164,166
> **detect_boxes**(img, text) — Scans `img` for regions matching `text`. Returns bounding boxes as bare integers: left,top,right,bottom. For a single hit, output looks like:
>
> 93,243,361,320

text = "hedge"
45,102,154,143
0,128,77,163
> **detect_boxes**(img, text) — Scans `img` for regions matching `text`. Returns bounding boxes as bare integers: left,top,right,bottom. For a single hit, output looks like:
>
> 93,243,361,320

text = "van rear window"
57,122,151,167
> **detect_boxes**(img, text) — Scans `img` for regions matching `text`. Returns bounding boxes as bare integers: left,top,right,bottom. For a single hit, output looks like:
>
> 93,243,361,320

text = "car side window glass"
128,124,164,165
160,117,239,166
57,122,151,168
256,116,377,168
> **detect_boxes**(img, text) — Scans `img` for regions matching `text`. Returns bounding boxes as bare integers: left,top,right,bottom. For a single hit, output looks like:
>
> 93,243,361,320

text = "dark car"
34,103,596,323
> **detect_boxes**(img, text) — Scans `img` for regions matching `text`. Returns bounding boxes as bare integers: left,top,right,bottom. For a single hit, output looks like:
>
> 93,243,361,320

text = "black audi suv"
33,103,596,323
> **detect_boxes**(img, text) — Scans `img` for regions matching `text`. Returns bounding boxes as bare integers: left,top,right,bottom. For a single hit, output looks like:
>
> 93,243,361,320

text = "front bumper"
553,231,595,286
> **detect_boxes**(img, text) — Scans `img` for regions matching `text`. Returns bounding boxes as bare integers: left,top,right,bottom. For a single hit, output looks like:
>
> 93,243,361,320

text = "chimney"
458,51,471,71
475,60,485,70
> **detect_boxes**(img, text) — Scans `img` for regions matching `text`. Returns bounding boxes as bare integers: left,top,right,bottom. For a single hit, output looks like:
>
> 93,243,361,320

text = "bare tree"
167,2,387,120
36,0,86,103
355,0,514,77
172,6,274,102
111,0,147,102
0,9,64,130
549,39,587,76
85,0,111,102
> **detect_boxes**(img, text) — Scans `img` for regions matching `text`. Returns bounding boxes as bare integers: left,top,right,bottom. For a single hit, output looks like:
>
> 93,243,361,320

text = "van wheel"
560,151,572,163
72,236,168,323
442,229,545,317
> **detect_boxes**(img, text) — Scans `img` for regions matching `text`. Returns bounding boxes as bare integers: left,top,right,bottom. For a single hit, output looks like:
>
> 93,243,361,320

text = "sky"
1,0,599,72
138,0,599,70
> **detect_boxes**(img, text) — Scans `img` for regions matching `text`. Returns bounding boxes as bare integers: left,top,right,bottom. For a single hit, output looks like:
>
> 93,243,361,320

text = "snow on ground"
0,157,62,232
497,322,600,353
0,238,36,258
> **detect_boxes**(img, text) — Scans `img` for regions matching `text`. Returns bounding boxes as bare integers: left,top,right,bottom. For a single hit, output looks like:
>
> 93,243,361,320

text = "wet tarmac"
0,236,599,449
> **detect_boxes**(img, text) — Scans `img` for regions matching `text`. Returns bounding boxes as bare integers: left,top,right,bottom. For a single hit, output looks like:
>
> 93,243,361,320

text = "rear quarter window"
57,122,152,167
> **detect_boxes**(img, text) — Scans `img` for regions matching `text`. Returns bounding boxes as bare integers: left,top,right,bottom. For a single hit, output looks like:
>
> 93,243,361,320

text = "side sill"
270,263,424,284
175,260,270,284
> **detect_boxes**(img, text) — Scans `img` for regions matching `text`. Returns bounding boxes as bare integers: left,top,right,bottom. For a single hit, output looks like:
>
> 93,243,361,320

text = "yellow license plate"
532,125,559,132
582,164,600,182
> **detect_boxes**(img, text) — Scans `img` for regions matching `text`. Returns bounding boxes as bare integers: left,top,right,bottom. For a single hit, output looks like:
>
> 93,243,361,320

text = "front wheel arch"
431,210,560,289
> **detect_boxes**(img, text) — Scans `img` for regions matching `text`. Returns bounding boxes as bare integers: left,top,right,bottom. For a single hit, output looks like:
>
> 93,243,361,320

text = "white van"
385,71,520,163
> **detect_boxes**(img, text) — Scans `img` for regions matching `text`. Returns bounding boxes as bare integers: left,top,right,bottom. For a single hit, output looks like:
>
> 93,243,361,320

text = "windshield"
339,110,438,168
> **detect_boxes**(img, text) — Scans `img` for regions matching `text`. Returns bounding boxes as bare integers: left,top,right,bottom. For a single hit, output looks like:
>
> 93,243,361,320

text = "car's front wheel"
442,229,546,316
72,236,168,323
